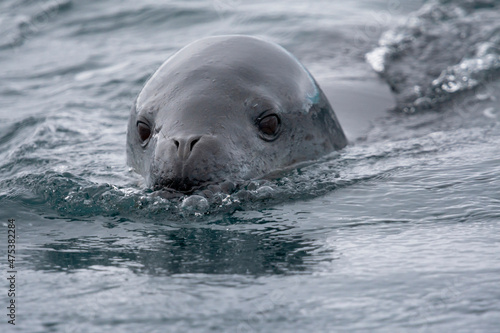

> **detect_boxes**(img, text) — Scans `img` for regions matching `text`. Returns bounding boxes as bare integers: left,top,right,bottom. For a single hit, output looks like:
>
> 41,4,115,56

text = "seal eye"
257,114,280,139
137,121,151,143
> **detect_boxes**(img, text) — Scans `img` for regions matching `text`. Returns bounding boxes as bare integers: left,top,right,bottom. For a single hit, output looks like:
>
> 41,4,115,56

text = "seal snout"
151,134,226,192
172,135,202,161
154,177,201,193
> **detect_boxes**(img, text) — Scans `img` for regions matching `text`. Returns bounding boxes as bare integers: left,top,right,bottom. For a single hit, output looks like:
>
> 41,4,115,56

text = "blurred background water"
0,0,499,332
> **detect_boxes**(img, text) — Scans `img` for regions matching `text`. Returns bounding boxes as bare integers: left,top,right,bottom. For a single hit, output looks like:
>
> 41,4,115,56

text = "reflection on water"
26,220,322,276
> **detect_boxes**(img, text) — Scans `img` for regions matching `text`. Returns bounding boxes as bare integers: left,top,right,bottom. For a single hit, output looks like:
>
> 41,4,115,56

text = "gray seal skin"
127,35,347,192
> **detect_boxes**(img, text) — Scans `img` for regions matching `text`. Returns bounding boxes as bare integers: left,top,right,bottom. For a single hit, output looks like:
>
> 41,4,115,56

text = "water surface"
1,0,499,332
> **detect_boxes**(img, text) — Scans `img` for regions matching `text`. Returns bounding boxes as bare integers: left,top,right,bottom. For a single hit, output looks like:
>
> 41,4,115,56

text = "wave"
366,0,500,112
0,0,72,50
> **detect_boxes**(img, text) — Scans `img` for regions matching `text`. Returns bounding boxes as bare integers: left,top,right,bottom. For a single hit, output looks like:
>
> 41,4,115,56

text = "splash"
366,0,500,112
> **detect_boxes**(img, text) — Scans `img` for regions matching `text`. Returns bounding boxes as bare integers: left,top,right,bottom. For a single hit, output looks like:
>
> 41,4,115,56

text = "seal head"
127,35,347,191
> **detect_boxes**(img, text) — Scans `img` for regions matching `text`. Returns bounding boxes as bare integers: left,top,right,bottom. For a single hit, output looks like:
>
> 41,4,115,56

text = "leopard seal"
127,35,347,192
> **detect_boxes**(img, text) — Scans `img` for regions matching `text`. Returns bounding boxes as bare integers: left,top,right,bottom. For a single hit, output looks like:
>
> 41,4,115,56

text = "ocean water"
1,0,500,332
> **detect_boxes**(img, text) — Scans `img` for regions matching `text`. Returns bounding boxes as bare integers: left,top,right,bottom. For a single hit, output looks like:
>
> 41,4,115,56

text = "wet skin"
127,35,347,192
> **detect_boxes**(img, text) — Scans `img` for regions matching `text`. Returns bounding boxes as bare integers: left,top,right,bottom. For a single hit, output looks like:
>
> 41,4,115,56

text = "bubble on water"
180,195,209,213
254,185,275,199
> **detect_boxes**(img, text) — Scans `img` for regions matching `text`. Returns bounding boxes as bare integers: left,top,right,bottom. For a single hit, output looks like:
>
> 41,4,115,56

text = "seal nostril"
189,137,200,152
173,139,180,150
